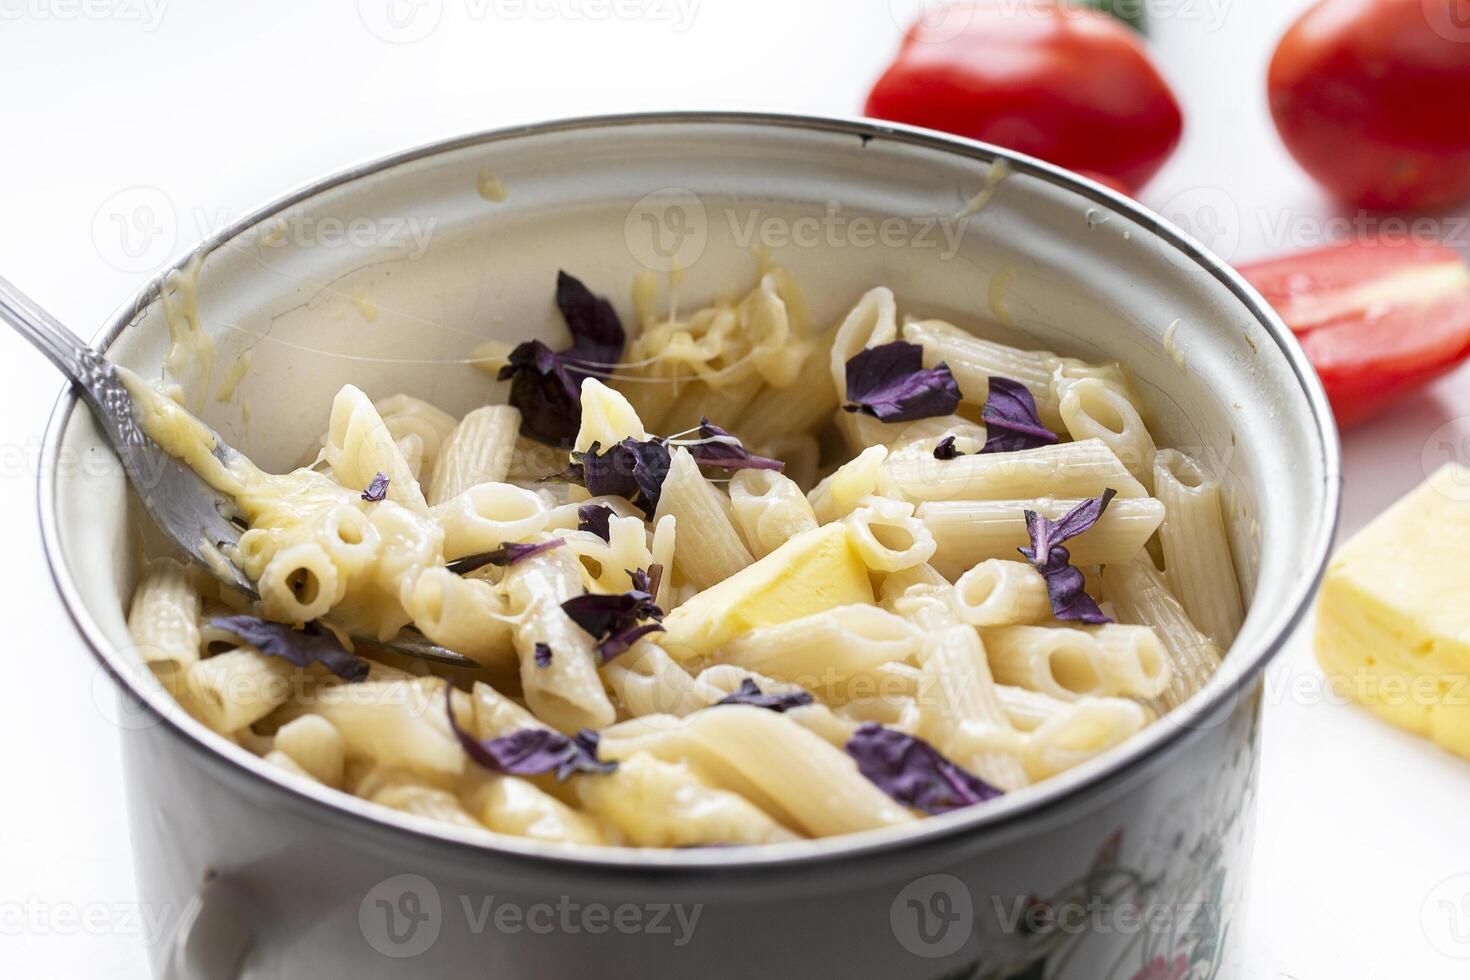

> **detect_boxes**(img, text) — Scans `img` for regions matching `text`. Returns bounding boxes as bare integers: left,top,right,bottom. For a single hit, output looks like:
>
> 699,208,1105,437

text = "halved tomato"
1238,240,1470,428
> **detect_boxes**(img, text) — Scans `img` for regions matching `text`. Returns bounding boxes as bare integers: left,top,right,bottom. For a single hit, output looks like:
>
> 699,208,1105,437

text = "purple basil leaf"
499,339,584,446
628,564,663,598
933,436,963,461
846,723,1002,814
1017,490,1118,624
1019,490,1119,565
716,679,814,714
574,438,672,519
577,504,615,541
557,270,625,371
445,538,563,576
842,342,963,423
495,274,626,447
686,418,784,471
561,584,664,664
981,377,1058,454
596,622,666,663
445,688,615,781
1037,551,1111,624
361,472,390,502
534,642,554,669
208,616,369,682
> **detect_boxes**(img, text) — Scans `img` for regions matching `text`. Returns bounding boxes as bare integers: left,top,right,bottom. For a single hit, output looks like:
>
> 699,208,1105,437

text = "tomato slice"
1237,241,1470,429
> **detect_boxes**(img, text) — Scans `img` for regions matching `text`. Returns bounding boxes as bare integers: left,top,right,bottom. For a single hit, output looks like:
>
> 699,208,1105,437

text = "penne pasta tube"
878,563,962,632
574,379,649,454
713,605,921,698
653,448,753,591
311,678,466,778
324,384,428,513
919,496,1165,578
736,326,840,449
257,541,343,623
985,624,1170,701
427,405,522,506
885,438,1148,504
1021,697,1153,781
502,547,617,732
463,774,604,845
272,715,346,789
728,469,819,559
185,648,298,734
431,482,550,561
577,753,800,847
952,559,1052,627
808,446,890,524
599,706,915,838
370,780,486,830
660,373,765,436
602,643,724,719
1059,378,1158,493
1153,449,1244,648
915,625,1029,791
402,567,517,668
127,557,202,696
843,496,937,573
1103,554,1223,711
375,394,460,477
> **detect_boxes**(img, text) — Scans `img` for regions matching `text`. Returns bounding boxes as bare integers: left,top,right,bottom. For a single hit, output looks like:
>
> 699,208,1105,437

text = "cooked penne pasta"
1103,554,1222,711
984,624,1170,702
1153,450,1245,648
427,405,521,506
502,547,617,733
728,469,819,558
1058,378,1158,493
123,264,1245,849
127,557,202,696
600,707,915,837
885,438,1147,504
712,605,921,697
920,496,1165,578
952,559,1053,627
653,447,753,591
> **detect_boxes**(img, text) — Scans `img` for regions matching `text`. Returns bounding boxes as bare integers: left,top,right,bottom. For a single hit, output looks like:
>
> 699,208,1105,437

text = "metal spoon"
2,274,477,668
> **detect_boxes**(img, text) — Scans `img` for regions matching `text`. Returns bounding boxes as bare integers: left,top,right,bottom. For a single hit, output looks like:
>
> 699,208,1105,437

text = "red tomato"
1238,240,1470,428
865,2,1183,191
1268,0,1470,211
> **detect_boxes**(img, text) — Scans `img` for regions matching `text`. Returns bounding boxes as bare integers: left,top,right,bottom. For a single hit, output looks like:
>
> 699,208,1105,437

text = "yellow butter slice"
662,523,874,655
1315,463,1470,758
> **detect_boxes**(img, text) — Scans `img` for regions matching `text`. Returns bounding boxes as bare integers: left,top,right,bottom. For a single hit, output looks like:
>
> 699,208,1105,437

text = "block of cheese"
661,523,874,656
1315,463,1470,757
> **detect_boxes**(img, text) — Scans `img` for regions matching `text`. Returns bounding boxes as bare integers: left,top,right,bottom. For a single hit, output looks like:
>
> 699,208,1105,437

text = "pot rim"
38,110,1342,875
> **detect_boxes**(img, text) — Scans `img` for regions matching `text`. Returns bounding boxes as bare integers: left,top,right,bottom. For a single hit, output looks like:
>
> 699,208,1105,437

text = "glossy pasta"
123,264,1244,849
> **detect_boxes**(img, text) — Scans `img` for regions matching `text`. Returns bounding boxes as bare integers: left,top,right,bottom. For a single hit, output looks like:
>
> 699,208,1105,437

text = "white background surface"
1,0,1467,976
